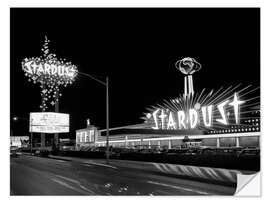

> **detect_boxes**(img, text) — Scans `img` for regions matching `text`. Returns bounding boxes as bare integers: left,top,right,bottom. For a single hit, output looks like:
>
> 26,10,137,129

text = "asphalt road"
10,154,236,195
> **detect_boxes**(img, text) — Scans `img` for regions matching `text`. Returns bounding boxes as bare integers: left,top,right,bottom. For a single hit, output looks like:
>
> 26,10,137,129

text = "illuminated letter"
22,61,33,74
58,66,65,76
159,109,167,129
51,64,58,75
31,62,40,74
167,112,176,129
36,64,44,75
44,63,51,75
177,111,186,129
229,93,245,124
189,109,198,129
152,109,160,130
64,66,69,76
67,66,76,78
201,105,213,127
216,100,229,125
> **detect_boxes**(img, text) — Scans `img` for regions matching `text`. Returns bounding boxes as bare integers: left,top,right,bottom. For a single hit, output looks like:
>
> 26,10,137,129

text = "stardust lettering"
23,61,76,78
151,93,244,129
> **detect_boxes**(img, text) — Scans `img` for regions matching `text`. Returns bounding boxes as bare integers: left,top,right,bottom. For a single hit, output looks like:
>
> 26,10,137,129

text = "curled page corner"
234,172,260,196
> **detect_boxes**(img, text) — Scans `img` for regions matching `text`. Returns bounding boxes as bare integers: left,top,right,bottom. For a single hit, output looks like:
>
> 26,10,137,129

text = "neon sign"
22,60,77,79
147,93,245,130
22,36,78,111
143,58,258,131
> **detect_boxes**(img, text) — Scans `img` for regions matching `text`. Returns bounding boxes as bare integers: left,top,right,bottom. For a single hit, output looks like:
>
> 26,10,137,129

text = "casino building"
76,115,260,150
75,58,260,150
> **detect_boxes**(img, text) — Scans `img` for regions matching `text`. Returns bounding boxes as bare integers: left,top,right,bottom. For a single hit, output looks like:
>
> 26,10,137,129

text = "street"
10,155,236,195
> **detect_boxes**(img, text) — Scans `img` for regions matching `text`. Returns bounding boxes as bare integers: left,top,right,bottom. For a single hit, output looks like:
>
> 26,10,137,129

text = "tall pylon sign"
143,57,259,131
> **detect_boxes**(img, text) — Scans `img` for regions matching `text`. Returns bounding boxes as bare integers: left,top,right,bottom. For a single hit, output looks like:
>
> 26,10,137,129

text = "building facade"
75,59,260,150
75,125,99,150
75,114,260,150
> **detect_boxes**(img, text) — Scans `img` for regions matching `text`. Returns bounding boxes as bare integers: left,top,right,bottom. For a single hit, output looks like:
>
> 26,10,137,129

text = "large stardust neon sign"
22,36,78,111
143,57,259,131
149,93,245,130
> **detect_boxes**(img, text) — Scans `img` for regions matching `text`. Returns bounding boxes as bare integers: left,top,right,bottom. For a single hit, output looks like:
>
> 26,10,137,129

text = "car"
109,147,125,158
60,145,75,151
237,148,260,157
138,149,152,154
182,149,199,155
10,146,20,158
34,150,50,157
121,148,136,153
10,150,18,158
166,149,183,155
199,147,243,155
93,146,107,152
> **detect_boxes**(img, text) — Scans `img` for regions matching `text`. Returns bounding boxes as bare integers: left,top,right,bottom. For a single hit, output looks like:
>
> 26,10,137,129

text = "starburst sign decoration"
143,58,259,131
22,36,78,111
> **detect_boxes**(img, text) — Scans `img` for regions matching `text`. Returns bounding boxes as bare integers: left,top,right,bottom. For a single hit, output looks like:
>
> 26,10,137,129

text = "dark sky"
10,8,260,138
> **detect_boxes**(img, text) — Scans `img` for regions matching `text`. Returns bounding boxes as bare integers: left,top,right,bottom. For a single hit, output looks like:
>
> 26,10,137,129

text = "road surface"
10,154,236,195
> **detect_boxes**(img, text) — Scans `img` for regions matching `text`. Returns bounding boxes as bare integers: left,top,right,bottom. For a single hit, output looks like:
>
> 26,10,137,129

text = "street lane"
10,155,236,195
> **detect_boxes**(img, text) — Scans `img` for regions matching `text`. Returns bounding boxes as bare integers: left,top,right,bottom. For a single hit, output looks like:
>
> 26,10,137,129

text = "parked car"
138,149,153,154
120,148,136,153
10,149,18,158
200,147,243,155
10,146,21,158
60,144,75,151
109,147,125,158
237,148,260,157
92,146,107,152
182,149,200,155
34,150,50,157
166,149,183,155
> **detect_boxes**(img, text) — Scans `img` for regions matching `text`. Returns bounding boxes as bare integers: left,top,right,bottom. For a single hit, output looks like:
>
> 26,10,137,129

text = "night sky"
10,8,260,138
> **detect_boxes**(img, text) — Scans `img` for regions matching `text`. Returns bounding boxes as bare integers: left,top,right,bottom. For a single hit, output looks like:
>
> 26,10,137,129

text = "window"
81,133,85,143
86,131,90,142
76,133,81,143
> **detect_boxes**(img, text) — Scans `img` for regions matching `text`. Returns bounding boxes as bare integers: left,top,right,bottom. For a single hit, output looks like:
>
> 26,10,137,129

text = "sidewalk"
48,155,256,186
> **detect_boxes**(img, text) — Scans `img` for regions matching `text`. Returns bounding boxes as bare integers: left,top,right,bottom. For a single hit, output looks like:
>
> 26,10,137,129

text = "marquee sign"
22,36,78,111
30,112,69,133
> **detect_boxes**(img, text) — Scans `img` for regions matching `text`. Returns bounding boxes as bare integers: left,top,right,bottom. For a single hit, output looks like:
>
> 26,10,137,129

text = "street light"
12,116,33,155
13,117,18,121
78,72,110,163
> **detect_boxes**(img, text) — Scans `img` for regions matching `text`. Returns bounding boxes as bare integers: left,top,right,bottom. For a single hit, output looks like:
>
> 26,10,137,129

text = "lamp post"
105,76,110,162
30,118,33,154
78,72,110,163
12,116,33,155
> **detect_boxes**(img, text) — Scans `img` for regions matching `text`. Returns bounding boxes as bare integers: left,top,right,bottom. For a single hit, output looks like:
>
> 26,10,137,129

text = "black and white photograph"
10,7,260,196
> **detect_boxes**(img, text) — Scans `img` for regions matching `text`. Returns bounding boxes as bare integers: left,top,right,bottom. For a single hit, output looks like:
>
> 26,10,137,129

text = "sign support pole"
54,90,59,150
30,118,33,154
30,132,33,154
40,84,46,149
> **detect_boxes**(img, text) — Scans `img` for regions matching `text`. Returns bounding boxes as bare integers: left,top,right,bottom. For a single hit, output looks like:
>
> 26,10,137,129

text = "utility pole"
78,72,110,163
106,76,109,163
